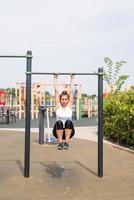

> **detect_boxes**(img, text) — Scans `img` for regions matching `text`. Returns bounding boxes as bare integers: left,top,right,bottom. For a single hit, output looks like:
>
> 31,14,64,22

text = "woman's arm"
68,73,75,108
54,73,60,108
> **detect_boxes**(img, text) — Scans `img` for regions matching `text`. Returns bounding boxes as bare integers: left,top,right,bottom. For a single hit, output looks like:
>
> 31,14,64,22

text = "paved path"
0,126,98,142
0,129,134,200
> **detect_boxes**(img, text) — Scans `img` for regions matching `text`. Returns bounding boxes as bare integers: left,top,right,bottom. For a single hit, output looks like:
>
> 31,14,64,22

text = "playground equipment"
0,106,16,124
0,51,104,179
0,88,16,125
0,106,10,124
1,83,97,120
0,88,16,108
80,96,98,118
39,105,57,144
15,82,81,120
15,81,98,120
25,54,103,178
0,90,6,106
15,82,46,119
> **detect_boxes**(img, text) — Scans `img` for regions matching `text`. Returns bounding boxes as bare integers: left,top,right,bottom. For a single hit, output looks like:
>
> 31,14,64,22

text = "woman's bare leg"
65,129,72,144
56,129,64,144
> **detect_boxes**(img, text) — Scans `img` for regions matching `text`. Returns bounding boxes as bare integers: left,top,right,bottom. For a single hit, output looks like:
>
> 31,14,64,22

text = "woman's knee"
55,120,63,129
65,120,73,129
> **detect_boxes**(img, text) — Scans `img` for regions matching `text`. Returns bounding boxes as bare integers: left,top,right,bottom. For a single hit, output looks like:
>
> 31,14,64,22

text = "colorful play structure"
0,83,98,120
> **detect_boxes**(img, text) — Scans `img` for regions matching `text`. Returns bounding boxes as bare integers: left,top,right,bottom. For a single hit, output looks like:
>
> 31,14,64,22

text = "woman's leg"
64,120,75,144
65,129,71,144
53,120,64,144
57,129,64,144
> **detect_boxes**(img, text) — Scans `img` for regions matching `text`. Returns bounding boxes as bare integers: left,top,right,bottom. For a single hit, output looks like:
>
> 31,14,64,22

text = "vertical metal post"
6,109,10,124
39,106,45,144
24,51,32,177
98,68,103,177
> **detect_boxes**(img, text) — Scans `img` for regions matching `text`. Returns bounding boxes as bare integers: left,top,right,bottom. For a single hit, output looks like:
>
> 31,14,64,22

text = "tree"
103,57,129,93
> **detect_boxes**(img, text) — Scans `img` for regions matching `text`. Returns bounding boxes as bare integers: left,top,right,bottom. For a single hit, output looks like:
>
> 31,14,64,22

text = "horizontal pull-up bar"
0,51,33,59
26,72,104,76
0,55,32,58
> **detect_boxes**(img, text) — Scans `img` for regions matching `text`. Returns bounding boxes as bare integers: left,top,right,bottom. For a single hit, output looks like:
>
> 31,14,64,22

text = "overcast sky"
0,0,134,95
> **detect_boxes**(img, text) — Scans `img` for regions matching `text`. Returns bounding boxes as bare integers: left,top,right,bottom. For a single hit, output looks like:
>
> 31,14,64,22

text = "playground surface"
0,127,134,200
0,116,98,128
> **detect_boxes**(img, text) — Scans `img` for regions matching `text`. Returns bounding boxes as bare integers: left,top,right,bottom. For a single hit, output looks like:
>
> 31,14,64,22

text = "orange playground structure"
15,82,81,119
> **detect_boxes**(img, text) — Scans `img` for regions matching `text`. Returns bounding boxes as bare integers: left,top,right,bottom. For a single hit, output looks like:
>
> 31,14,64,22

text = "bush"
103,90,134,148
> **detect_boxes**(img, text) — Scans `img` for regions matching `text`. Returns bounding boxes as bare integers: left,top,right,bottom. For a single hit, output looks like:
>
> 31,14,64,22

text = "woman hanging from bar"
53,73,75,150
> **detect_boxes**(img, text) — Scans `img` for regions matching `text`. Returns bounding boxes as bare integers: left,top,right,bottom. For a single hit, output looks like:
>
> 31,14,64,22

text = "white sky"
0,0,134,95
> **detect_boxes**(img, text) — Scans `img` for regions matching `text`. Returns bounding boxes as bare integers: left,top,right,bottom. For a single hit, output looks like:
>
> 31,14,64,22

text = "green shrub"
103,90,134,148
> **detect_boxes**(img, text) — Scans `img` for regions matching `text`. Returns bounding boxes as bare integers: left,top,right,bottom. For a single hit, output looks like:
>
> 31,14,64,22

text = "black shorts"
53,120,75,139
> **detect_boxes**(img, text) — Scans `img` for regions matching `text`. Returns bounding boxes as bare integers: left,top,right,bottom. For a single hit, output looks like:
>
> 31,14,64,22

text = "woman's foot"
63,142,69,150
57,142,63,150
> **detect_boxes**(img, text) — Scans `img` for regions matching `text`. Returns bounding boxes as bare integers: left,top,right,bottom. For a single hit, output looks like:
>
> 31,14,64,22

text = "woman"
53,73,75,150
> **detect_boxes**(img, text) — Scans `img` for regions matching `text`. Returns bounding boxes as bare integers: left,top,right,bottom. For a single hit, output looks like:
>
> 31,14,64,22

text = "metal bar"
31,72,102,76
0,55,26,58
44,105,55,108
98,67,103,177
39,106,45,144
24,51,32,178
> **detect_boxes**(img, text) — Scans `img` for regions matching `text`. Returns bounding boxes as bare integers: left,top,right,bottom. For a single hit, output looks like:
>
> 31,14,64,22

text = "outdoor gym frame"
0,50,103,178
